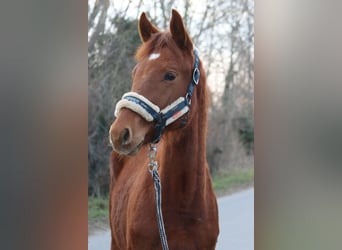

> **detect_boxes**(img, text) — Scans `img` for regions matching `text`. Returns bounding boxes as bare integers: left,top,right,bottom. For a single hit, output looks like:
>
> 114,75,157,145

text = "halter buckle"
186,93,192,105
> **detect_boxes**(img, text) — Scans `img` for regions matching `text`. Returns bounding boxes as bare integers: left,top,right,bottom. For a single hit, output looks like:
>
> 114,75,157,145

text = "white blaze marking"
149,53,160,60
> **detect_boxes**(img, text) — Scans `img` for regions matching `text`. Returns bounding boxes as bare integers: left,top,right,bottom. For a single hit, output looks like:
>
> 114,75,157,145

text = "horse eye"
164,72,176,81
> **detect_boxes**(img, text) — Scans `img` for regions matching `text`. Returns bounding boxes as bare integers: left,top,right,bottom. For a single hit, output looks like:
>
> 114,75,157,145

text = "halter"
114,49,200,143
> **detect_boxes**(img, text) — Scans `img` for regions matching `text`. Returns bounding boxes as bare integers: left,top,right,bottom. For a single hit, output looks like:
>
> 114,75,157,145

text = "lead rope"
148,144,169,250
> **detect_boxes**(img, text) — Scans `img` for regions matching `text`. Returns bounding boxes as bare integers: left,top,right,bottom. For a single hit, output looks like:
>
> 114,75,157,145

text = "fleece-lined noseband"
115,49,200,143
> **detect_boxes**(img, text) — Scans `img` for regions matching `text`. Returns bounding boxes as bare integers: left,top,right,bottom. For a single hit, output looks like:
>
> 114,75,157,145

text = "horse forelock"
135,32,188,62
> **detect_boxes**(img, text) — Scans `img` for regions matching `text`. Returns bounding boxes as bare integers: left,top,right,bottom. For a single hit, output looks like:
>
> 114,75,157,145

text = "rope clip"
148,143,158,174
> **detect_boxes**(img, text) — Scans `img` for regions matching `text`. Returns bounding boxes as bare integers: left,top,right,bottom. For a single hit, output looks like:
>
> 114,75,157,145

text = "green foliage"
212,168,254,193
88,196,108,219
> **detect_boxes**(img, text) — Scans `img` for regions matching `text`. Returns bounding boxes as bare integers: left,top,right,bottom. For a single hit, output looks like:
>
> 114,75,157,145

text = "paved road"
216,188,254,250
88,188,254,250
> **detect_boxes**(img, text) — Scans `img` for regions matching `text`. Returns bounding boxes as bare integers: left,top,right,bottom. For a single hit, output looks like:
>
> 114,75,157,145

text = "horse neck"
158,82,208,204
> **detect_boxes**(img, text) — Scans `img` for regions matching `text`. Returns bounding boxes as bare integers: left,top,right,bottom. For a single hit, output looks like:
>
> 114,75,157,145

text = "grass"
88,196,108,220
212,168,254,196
88,168,254,234
88,196,109,235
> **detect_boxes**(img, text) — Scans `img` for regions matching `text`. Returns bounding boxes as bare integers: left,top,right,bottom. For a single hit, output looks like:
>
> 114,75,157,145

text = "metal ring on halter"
148,162,158,173
192,68,200,85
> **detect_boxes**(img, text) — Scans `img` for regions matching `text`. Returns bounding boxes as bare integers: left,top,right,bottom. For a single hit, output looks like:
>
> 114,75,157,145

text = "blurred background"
88,0,254,199
1,0,342,249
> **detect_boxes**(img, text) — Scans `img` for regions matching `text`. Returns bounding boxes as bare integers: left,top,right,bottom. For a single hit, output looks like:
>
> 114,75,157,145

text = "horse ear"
170,9,193,51
138,12,159,42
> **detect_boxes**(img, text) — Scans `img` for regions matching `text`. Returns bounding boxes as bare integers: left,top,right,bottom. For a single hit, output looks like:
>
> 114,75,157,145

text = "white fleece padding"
122,92,160,112
115,99,155,122
165,106,189,126
114,92,189,126
114,92,160,122
160,97,185,114
161,97,190,126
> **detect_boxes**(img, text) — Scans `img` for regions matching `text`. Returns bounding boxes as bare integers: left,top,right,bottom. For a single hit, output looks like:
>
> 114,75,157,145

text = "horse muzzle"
109,108,152,155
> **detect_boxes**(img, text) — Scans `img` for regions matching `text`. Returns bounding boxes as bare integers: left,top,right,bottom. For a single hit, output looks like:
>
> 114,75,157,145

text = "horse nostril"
120,128,131,146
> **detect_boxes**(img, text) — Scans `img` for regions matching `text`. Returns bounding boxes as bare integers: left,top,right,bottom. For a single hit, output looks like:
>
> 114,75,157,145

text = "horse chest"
110,148,219,249
113,176,159,248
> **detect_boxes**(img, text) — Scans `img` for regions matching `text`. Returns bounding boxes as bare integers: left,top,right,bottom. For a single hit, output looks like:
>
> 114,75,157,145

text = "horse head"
109,9,199,155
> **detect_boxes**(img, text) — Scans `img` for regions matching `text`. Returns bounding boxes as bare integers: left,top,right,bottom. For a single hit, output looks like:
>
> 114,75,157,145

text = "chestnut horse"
109,10,219,250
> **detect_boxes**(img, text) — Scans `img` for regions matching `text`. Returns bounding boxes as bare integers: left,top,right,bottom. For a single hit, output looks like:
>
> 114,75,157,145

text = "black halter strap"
152,49,200,143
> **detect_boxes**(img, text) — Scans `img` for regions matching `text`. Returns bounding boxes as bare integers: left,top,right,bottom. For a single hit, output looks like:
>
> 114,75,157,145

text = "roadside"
88,168,254,236
212,168,254,197
88,197,110,235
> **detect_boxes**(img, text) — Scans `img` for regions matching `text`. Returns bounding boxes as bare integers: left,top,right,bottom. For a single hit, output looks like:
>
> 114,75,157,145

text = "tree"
207,0,254,173
88,3,141,196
